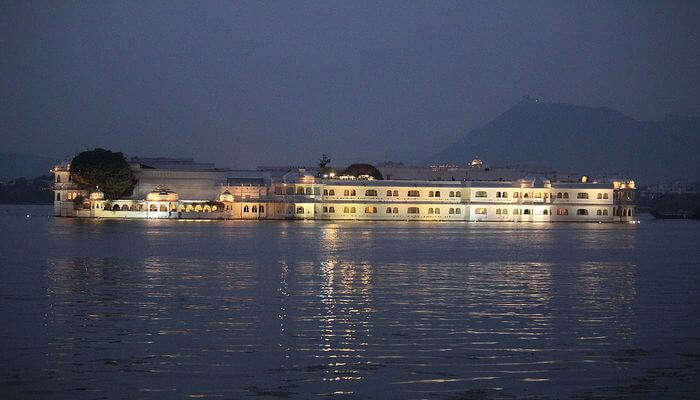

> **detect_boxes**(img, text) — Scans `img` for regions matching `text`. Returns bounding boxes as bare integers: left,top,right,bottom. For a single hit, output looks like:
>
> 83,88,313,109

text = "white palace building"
53,158,637,223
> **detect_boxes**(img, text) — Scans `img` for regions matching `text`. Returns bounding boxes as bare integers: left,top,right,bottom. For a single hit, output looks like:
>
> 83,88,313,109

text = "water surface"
1,205,699,399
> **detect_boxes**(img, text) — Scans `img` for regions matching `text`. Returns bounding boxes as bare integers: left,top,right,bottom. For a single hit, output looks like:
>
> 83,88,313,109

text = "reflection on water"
1,207,699,399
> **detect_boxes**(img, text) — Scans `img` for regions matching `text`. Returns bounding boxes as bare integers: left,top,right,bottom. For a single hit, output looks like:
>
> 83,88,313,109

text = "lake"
1,205,699,399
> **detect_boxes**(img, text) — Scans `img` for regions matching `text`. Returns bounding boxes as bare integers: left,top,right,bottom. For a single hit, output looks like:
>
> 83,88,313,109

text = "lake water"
1,205,699,399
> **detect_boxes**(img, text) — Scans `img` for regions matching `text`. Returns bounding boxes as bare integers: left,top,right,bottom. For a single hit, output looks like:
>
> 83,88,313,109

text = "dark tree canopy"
70,148,136,199
342,164,383,180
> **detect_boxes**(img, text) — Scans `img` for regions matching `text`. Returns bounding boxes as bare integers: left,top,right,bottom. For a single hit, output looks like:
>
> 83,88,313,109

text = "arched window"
597,209,602,215
393,207,398,213
449,208,454,214
496,191,502,198
260,205,264,213
514,192,520,198
365,189,377,196
323,206,328,213
56,193,60,201
512,209,520,215
496,209,501,214
427,208,433,214
365,206,377,214
407,190,420,197
121,204,129,211
603,209,608,215
252,205,258,213
344,189,350,196
435,191,441,197
597,193,602,199
502,192,508,198
351,189,356,196
603,193,609,199
475,208,487,214
243,205,249,212
386,190,393,196
150,204,158,211
628,209,632,216
524,193,530,198
328,207,334,213
475,191,487,198
203,205,211,212
178,205,185,212
428,191,434,197
523,209,531,215
407,207,420,214
455,191,461,197
557,192,562,198
576,209,588,215
329,190,335,196
386,207,392,213
393,190,399,197
577,192,589,199
305,187,312,195
113,204,121,211
285,187,294,195
455,208,461,214
350,207,356,213
323,189,328,195
185,205,193,212
563,193,569,199
534,192,542,198
543,209,548,215
56,175,61,183
434,208,440,214
343,207,349,213
296,206,304,214
502,209,508,215
449,191,454,197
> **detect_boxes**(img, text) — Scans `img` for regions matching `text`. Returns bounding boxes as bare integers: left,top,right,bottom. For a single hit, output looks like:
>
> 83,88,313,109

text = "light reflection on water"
1,207,699,399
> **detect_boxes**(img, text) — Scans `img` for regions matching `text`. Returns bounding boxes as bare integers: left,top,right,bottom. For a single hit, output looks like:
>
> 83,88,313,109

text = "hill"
429,98,700,183
0,152,59,181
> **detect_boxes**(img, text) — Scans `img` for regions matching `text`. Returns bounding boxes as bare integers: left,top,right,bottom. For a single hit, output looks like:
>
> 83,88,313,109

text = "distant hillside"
429,98,700,183
0,152,59,181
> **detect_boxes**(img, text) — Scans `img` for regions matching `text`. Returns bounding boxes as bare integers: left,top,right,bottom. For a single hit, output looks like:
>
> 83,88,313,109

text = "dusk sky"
2,1,699,168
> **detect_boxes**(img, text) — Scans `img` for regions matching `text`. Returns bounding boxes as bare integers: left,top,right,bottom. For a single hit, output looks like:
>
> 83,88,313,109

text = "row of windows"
281,188,611,200
242,205,264,213
320,206,463,215
318,189,463,198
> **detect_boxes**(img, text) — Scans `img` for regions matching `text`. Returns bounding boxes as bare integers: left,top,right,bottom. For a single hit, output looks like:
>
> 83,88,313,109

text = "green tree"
70,148,136,199
342,163,383,180
317,154,332,177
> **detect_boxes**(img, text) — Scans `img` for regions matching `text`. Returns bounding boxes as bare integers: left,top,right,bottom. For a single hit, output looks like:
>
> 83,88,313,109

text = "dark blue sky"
2,1,699,168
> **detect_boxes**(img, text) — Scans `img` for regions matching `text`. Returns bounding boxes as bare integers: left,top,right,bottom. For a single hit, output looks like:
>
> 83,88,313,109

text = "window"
455,208,461,214
502,192,508,198
434,208,440,214
523,209,531,215
597,193,602,199
407,190,420,197
514,192,520,198
407,207,420,214
296,187,304,195
577,192,588,199
393,207,398,213
428,191,434,197
365,189,377,196
502,209,508,215
602,209,608,215
328,207,334,213
387,190,393,196
496,209,501,214
252,205,258,213
475,191,487,198
449,208,454,214
56,175,61,183
603,193,609,199
323,206,328,213
557,192,563,198
449,191,454,197
534,192,542,198
350,207,356,213
386,207,392,213
596,209,602,215
329,189,335,196
456,191,461,197
297,206,304,214
260,205,264,213
428,208,434,214
563,193,569,199
496,191,502,198
524,193,530,198
393,190,398,196
56,193,60,201
577,209,588,215
365,206,377,214
323,189,328,195
513,209,520,215
557,208,568,215
243,205,249,212
435,191,441,197
305,187,312,195
543,209,548,215
475,208,487,214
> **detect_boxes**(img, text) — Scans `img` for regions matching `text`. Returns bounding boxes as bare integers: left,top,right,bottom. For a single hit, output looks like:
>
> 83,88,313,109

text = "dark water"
1,205,699,399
